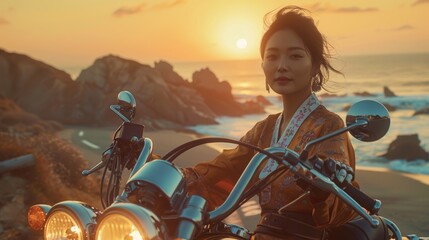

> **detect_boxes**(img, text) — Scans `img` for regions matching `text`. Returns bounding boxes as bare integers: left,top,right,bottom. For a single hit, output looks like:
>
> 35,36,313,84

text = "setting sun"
236,38,248,49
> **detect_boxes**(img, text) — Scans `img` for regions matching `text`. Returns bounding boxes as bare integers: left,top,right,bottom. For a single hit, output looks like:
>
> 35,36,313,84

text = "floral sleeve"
307,114,358,227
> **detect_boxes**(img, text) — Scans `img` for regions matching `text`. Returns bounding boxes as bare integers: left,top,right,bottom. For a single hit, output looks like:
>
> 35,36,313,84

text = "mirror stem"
299,119,368,160
110,105,131,123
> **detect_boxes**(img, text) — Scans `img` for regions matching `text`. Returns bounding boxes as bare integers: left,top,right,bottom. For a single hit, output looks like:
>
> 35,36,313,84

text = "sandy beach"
61,127,429,237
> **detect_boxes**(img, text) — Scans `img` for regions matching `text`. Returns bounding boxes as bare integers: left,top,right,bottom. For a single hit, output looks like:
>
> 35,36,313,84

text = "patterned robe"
183,105,358,238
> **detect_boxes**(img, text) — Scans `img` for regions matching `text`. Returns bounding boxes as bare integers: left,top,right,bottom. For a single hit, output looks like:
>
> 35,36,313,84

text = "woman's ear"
311,65,319,77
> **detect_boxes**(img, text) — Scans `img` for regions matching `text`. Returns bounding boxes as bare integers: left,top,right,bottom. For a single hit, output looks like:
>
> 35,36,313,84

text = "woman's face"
262,29,315,97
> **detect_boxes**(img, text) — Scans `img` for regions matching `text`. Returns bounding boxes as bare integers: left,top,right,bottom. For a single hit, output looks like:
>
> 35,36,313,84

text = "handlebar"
342,182,381,215
84,134,381,228
308,168,380,227
82,161,106,176
207,147,381,228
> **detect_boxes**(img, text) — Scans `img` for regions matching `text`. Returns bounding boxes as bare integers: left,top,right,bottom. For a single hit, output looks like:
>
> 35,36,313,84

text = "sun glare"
236,38,248,49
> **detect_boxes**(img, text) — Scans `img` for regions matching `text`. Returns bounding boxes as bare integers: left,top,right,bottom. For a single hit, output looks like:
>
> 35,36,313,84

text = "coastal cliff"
0,49,265,130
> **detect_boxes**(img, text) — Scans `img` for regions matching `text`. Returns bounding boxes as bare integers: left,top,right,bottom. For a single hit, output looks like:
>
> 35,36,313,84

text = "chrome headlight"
126,160,186,214
95,203,167,240
42,201,99,240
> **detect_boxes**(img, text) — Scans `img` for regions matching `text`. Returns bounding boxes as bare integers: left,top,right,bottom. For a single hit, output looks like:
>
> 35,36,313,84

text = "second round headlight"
43,201,99,240
44,210,83,240
95,203,168,240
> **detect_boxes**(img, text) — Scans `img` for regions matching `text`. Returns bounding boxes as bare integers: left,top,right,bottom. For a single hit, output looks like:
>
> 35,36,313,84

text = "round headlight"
95,203,167,240
43,201,99,240
96,214,143,240
44,210,83,240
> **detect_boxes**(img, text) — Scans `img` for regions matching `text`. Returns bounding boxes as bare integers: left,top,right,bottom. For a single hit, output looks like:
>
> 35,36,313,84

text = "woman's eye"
265,54,277,61
290,54,303,59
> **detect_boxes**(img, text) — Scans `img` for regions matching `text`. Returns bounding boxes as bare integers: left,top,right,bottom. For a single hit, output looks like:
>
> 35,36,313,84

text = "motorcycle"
26,91,428,240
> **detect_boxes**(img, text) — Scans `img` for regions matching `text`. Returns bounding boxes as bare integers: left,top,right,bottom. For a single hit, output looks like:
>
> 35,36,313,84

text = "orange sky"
1,0,428,70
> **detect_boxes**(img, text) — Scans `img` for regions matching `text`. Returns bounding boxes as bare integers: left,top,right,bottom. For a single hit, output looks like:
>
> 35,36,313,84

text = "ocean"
66,53,429,175
172,53,429,175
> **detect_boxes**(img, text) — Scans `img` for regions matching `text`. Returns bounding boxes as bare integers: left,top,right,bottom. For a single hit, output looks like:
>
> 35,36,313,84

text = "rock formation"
0,49,265,130
383,86,397,97
256,95,272,106
74,55,221,128
381,134,429,161
319,93,347,98
0,49,79,123
353,91,376,97
413,107,429,116
191,68,264,116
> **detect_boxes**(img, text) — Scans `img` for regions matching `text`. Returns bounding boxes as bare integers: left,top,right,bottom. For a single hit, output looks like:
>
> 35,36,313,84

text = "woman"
183,6,358,239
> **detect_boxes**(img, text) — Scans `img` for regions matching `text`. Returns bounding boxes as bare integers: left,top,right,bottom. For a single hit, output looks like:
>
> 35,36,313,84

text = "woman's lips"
274,77,293,83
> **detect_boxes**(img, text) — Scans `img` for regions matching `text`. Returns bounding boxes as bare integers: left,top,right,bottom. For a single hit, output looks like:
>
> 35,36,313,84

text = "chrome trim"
125,159,186,212
47,201,101,240
303,119,368,152
115,138,153,203
176,195,208,239
95,203,168,239
110,105,130,122
127,160,185,199
117,91,136,108
373,199,381,215
27,204,52,231
130,138,153,178
382,217,402,240
208,147,287,223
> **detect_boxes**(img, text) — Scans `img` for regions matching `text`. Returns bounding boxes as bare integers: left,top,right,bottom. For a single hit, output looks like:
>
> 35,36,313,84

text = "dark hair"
260,6,342,92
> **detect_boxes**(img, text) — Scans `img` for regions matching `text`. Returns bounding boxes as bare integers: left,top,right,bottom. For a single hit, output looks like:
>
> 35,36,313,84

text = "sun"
236,38,248,49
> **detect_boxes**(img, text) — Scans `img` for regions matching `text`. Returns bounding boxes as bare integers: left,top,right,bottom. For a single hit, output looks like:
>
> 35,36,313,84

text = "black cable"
238,166,288,205
163,137,288,166
113,156,121,200
100,162,109,209
100,142,116,209
105,155,115,206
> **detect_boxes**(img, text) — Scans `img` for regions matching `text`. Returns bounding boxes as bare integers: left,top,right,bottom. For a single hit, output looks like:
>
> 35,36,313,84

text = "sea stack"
381,134,429,161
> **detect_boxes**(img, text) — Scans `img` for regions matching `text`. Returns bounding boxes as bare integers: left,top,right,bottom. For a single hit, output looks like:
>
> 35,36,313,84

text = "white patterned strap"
258,93,320,179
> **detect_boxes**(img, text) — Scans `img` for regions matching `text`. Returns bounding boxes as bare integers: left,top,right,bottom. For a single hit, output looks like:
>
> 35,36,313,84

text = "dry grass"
0,130,100,205
0,98,100,239
0,97,100,239
0,130,102,239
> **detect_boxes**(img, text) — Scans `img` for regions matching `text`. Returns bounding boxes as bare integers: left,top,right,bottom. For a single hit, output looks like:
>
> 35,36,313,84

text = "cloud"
113,4,147,17
153,0,186,10
0,17,10,25
113,0,185,17
391,25,414,31
306,2,328,12
333,7,378,13
306,2,378,13
412,0,429,6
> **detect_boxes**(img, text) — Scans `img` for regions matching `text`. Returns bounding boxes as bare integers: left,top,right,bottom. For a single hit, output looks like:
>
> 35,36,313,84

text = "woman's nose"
277,57,288,72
